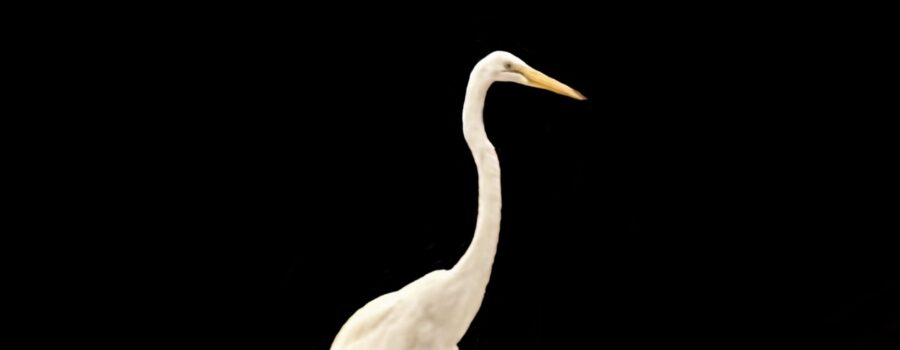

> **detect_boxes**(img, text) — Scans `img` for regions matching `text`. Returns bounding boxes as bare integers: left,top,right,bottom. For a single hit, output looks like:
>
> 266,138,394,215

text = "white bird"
331,51,585,350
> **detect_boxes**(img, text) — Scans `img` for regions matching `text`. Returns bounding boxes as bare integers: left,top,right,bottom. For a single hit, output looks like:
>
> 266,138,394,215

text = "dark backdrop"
107,8,896,350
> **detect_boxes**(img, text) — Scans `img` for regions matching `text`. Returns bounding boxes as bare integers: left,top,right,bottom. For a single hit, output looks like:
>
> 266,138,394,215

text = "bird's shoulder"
402,269,451,289
331,291,401,348
396,269,456,296
331,270,453,349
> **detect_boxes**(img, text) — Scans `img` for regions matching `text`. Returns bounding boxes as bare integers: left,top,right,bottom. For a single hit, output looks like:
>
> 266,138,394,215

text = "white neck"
450,70,502,291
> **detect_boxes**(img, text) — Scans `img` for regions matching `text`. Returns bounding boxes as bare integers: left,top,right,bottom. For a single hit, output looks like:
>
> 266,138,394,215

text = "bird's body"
330,270,476,350
331,51,584,350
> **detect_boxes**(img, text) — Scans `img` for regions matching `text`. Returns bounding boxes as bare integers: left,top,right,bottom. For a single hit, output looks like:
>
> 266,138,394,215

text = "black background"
75,7,896,350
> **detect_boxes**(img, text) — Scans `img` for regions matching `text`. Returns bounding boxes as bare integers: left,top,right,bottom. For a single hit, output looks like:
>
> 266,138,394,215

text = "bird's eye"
504,63,512,70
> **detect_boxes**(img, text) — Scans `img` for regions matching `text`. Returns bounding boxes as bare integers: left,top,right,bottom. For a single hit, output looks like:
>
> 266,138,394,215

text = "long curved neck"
451,72,501,287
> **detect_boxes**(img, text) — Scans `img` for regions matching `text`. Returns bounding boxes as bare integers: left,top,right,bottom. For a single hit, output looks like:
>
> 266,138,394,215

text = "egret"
331,51,585,350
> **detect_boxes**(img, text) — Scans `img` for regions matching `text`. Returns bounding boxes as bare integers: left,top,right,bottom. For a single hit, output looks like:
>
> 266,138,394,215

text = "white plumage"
331,51,585,350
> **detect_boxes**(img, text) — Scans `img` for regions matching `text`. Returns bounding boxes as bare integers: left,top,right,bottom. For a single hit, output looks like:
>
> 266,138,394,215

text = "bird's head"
477,51,586,100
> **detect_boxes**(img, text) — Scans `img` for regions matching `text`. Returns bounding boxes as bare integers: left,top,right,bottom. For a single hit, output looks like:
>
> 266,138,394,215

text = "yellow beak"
518,66,586,100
